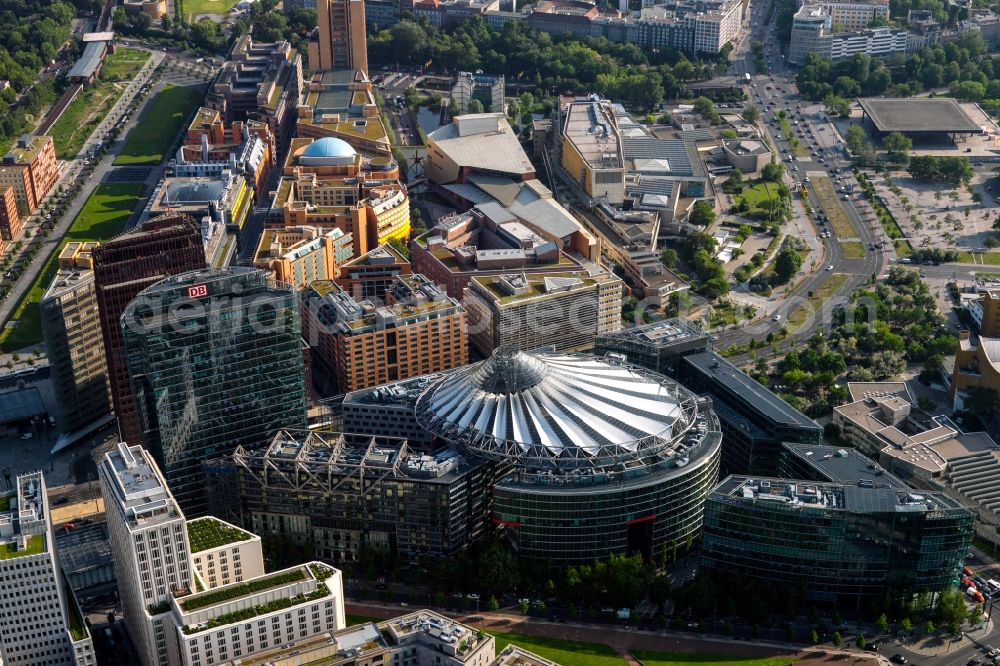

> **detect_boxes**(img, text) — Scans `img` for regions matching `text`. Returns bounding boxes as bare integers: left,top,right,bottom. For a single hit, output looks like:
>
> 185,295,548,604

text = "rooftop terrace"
186,517,253,553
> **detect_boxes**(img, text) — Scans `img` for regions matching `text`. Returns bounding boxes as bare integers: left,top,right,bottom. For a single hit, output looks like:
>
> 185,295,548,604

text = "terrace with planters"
177,563,338,635
185,516,253,554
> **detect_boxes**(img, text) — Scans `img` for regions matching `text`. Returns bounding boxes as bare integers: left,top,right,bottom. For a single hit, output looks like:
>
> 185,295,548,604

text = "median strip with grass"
812,177,858,240
839,241,864,259
115,84,204,166
634,651,796,666
0,182,145,352
47,49,151,159
785,272,849,331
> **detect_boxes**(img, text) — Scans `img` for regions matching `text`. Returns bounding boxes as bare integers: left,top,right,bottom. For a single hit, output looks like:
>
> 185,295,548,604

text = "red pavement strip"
345,602,879,665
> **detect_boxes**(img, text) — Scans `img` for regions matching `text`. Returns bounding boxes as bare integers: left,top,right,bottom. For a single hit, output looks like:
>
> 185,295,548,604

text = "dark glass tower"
121,267,307,516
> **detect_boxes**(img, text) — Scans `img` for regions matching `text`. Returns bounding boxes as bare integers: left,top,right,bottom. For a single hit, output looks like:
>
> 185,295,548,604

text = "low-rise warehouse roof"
857,97,981,134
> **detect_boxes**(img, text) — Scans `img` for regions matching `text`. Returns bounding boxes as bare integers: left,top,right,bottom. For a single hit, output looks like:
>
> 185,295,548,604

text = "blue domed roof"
302,137,356,159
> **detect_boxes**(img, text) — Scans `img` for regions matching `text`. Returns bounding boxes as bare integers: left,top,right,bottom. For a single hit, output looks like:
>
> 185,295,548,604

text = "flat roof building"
0,134,59,219
594,317,710,375
301,273,468,393
679,350,822,475
224,430,497,562
0,471,94,666
40,242,112,436
857,97,982,138
297,70,391,156
253,225,353,288
702,475,974,606
463,269,623,356
334,243,412,300
99,443,346,666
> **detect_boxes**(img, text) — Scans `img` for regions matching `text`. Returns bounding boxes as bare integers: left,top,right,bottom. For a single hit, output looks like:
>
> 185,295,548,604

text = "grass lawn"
490,632,623,666
736,182,780,219
785,272,849,331
101,47,150,83
0,534,43,560
709,301,756,328
179,0,240,18
894,240,912,257
0,183,144,352
839,241,865,259
346,615,383,626
115,85,203,165
634,651,796,666
957,251,1000,265
812,177,857,240
48,83,124,159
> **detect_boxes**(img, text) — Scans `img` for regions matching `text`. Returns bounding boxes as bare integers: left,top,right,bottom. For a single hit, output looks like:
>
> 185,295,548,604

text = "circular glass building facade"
415,348,722,564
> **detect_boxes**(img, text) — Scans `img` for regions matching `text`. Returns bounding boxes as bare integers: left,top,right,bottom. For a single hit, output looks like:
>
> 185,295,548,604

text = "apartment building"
789,3,907,64
463,270,623,355
0,472,94,666
334,243,412,300
40,242,112,435
0,185,21,250
0,134,58,218
300,273,467,392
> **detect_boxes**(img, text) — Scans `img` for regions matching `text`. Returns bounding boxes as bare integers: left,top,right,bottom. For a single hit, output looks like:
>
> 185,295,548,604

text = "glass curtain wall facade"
701,476,974,607
121,267,307,517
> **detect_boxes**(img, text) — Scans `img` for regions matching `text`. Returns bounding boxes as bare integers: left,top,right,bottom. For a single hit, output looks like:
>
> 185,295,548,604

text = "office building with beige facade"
269,136,409,255
253,225,354,287
311,0,368,73
464,269,622,356
301,274,467,392
40,242,112,436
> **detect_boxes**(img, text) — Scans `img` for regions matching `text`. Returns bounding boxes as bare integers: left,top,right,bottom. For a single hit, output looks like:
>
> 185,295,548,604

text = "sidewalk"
889,618,996,658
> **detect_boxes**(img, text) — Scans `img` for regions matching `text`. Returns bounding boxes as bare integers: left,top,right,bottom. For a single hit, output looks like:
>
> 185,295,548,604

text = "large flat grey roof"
782,442,908,489
858,97,981,134
683,351,820,431
0,387,46,425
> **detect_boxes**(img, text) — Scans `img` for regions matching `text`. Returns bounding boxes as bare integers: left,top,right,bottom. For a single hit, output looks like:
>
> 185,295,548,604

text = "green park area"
100,47,150,83
178,0,240,19
735,182,781,221
48,48,150,159
0,183,145,352
116,85,204,165
839,241,864,259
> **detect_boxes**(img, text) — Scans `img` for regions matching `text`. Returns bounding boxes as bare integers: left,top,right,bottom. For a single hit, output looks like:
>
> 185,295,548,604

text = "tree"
901,618,913,633
856,633,866,651
762,162,784,182
883,132,912,164
689,200,716,227
831,631,842,648
875,613,889,634
468,99,484,114
846,125,866,155
742,105,760,124
810,629,820,644
924,620,935,635
693,96,721,124
774,246,803,283
700,276,730,300
660,248,679,269
724,168,744,194
487,596,499,611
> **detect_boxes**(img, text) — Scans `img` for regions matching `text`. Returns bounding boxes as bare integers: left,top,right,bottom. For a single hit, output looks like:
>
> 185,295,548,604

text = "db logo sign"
187,284,209,299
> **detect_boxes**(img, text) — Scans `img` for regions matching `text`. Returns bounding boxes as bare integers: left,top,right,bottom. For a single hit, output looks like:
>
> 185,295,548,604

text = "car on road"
891,656,907,664
865,642,881,651
827,265,834,270
772,314,781,321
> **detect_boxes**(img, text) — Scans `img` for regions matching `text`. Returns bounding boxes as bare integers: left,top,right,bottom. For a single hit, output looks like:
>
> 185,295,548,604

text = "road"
0,50,216,344
710,1,887,358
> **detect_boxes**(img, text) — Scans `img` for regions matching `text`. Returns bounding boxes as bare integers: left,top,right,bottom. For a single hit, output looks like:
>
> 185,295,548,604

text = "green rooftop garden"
0,534,44,560
64,580,88,641
182,570,330,634
180,568,306,612
186,517,252,554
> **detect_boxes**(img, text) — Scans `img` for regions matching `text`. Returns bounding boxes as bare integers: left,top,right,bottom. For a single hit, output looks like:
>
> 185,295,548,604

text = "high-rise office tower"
92,216,206,446
121,267,307,516
40,242,112,436
310,0,368,73
0,471,95,666
98,443,194,666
